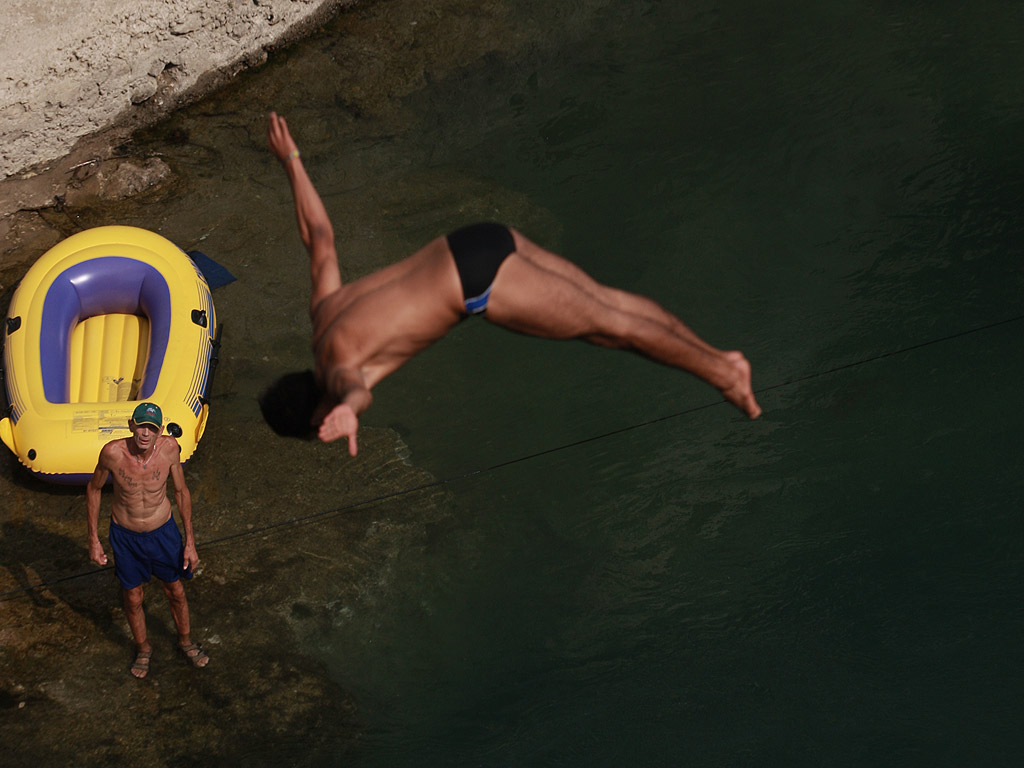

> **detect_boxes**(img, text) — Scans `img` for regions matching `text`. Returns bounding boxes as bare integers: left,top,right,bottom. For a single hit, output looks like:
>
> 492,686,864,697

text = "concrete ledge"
1,0,356,182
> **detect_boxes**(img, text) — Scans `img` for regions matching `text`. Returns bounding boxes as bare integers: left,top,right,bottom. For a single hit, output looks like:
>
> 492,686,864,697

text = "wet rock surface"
0,415,452,765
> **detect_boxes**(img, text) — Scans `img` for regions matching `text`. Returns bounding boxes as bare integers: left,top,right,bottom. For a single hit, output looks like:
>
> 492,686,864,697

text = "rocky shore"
1,0,577,760
0,0,358,277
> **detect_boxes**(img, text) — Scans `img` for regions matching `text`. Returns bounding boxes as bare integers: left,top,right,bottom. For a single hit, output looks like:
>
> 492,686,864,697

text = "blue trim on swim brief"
464,286,492,314
447,222,514,316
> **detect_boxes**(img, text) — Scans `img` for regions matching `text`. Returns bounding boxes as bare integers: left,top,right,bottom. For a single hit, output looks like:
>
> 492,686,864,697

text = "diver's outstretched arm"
267,111,342,312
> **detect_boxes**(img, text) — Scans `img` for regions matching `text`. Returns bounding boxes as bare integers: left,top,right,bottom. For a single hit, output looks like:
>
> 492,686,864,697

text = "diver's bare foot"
720,351,762,419
130,648,152,679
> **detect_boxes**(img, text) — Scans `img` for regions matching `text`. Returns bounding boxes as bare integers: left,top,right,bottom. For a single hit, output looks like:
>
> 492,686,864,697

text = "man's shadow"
0,514,131,647
0,447,130,647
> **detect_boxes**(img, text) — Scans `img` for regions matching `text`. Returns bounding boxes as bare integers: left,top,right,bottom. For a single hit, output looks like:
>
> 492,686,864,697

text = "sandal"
179,642,210,669
130,649,152,679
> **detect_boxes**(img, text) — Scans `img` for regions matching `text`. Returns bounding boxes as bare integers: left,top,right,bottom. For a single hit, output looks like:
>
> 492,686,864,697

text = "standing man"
86,402,210,678
262,112,761,455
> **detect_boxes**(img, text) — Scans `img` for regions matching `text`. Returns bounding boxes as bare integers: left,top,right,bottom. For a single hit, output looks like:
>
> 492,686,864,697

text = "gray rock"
0,0,354,181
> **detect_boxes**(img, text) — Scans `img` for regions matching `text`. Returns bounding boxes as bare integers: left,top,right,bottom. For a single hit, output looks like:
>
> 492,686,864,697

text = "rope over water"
3,312,1021,602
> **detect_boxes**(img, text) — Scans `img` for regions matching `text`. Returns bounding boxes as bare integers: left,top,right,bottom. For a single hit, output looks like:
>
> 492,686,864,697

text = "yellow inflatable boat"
1,226,220,483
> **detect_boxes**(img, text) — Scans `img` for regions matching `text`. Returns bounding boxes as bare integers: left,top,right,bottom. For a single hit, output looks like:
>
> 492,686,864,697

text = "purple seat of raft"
38,256,172,403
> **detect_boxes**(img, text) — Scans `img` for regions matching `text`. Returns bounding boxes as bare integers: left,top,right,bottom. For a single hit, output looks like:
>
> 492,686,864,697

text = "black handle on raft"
0,326,7,418
6,317,21,334
191,309,208,328
200,323,224,406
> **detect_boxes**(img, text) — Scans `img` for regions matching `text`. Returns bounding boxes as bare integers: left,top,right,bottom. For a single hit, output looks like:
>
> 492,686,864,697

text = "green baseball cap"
131,402,163,429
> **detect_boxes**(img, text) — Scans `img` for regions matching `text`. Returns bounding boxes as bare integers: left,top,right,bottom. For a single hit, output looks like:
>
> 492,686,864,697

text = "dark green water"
130,0,1023,764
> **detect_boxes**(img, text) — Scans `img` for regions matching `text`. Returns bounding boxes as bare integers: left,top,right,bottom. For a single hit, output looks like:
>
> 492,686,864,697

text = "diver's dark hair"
258,370,321,438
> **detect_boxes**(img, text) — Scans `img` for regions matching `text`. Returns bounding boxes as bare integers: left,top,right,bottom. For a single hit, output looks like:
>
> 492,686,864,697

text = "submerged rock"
62,156,173,207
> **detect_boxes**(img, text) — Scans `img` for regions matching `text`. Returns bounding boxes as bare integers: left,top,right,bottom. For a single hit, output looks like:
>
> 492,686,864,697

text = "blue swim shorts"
108,515,193,590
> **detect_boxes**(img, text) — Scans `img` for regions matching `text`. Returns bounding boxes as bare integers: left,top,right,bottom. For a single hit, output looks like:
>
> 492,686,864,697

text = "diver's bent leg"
510,230,718,353
488,253,761,417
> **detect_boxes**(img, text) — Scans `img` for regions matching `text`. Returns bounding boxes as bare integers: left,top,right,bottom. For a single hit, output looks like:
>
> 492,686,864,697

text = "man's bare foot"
130,648,152,679
719,351,762,419
180,642,210,669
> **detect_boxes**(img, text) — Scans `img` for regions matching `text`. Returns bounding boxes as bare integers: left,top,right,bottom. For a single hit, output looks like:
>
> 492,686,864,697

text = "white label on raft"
71,410,132,436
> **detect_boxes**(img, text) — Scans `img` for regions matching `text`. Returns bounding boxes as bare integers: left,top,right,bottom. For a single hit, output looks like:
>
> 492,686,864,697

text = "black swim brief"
447,222,515,315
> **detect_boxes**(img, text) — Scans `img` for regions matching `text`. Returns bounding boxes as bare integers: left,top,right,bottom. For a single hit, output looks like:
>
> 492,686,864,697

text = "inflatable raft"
1,226,220,483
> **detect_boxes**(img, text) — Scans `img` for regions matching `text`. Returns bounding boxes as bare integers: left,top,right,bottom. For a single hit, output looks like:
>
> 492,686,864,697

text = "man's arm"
85,455,110,566
267,111,342,313
167,440,198,571
317,366,374,454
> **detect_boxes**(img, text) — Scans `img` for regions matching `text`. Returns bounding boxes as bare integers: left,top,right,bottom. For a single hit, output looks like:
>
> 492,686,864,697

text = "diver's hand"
318,402,360,456
267,111,301,165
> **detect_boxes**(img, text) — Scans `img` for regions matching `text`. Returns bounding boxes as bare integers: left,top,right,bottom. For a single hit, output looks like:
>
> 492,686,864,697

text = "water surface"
11,0,1024,764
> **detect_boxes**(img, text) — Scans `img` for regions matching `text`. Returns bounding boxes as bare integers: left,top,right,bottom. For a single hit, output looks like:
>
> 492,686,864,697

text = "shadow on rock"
0,518,124,646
